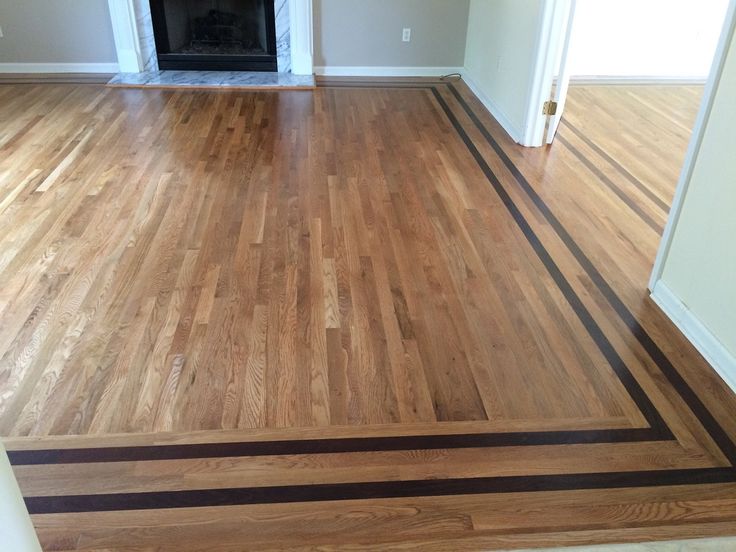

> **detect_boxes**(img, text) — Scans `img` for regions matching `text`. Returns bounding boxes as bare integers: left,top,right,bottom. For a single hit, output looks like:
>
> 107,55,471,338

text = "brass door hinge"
543,101,558,116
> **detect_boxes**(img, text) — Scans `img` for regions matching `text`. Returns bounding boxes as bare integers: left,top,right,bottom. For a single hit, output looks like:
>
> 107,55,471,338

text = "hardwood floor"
0,83,646,434
3,80,736,550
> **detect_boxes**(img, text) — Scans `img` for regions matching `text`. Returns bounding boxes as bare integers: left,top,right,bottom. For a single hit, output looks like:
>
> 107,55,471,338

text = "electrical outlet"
402,28,411,42
0,25,4,38
496,56,503,72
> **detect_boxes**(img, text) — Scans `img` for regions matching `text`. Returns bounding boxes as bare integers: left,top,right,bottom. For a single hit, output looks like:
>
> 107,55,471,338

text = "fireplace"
149,0,278,71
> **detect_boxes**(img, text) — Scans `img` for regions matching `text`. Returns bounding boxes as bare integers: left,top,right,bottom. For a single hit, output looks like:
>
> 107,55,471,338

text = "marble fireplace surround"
106,0,314,75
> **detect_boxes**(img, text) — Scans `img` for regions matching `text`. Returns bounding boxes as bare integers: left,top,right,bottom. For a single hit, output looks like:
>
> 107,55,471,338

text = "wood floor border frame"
8,81,736,515
441,82,736,465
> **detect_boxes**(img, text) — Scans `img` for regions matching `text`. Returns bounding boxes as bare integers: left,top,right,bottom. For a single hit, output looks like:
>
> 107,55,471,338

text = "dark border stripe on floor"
24,468,736,514
7,428,662,466
560,118,671,213
556,134,663,233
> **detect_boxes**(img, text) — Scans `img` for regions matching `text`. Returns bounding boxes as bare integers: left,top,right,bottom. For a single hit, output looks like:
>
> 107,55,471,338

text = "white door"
545,0,578,144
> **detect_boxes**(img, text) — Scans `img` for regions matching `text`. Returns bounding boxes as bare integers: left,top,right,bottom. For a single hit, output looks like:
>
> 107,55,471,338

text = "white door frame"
649,0,736,290
106,0,314,75
526,0,736,284
545,0,577,144
522,0,574,147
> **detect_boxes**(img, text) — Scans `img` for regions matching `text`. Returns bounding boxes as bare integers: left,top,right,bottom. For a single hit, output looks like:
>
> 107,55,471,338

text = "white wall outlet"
402,28,411,42
0,25,4,38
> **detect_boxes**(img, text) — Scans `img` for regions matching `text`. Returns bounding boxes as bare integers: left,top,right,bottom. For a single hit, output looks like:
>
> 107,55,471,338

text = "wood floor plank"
28,485,736,551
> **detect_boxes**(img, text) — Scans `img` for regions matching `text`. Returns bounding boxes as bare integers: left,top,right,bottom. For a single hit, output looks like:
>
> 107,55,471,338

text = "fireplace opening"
150,0,278,71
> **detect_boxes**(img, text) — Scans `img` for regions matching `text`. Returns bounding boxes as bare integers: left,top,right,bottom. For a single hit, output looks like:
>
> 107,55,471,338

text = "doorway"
540,0,729,145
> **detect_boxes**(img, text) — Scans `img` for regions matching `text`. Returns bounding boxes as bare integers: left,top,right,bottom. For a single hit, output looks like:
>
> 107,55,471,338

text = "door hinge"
543,101,558,116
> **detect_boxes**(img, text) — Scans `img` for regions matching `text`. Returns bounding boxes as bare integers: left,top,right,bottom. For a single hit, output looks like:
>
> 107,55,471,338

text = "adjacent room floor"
1,79,735,550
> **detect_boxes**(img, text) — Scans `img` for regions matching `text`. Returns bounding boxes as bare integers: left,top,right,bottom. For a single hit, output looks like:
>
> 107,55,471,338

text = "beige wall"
314,0,469,68
0,0,117,65
1,0,471,69
658,23,736,360
463,0,545,141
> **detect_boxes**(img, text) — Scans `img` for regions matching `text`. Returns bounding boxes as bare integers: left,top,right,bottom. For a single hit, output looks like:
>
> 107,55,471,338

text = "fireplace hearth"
150,0,278,71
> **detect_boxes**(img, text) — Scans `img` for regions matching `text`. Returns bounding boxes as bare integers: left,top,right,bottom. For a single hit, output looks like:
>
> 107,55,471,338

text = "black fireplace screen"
150,0,278,71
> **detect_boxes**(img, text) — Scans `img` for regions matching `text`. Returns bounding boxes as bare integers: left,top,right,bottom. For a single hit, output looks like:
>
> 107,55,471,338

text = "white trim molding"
107,0,145,72
0,63,119,74
650,0,736,290
569,76,709,86
651,281,736,394
290,0,313,75
315,66,462,78
107,0,313,74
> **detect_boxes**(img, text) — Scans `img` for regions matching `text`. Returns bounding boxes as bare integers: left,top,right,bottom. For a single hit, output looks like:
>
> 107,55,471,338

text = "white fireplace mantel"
106,0,314,75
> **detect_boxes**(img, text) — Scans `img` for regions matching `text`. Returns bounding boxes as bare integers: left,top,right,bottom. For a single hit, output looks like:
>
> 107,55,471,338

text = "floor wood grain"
0,84,648,435
3,80,736,550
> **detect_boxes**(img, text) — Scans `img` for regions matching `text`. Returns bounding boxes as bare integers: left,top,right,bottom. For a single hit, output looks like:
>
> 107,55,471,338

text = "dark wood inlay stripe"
560,118,671,213
6,428,663,466
25,468,736,514
556,134,663,233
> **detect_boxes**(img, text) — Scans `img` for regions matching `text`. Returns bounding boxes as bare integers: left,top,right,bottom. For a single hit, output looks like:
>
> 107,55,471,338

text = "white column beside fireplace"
106,0,313,75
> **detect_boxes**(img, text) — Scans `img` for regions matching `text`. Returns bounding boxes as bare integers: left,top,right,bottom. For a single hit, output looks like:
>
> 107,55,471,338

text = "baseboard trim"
651,281,736,394
569,76,708,86
460,70,523,145
0,63,120,74
314,66,463,78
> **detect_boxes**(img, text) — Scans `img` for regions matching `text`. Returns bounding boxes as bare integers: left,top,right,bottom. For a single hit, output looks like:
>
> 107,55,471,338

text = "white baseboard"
651,280,736,394
0,63,119,74
314,66,462,77
569,75,708,86
460,69,524,145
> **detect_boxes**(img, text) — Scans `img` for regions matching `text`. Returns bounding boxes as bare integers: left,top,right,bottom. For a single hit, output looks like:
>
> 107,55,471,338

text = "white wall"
314,0,470,74
651,3,736,390
568,0,729,79
463,0,549,144
0,445,41,551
